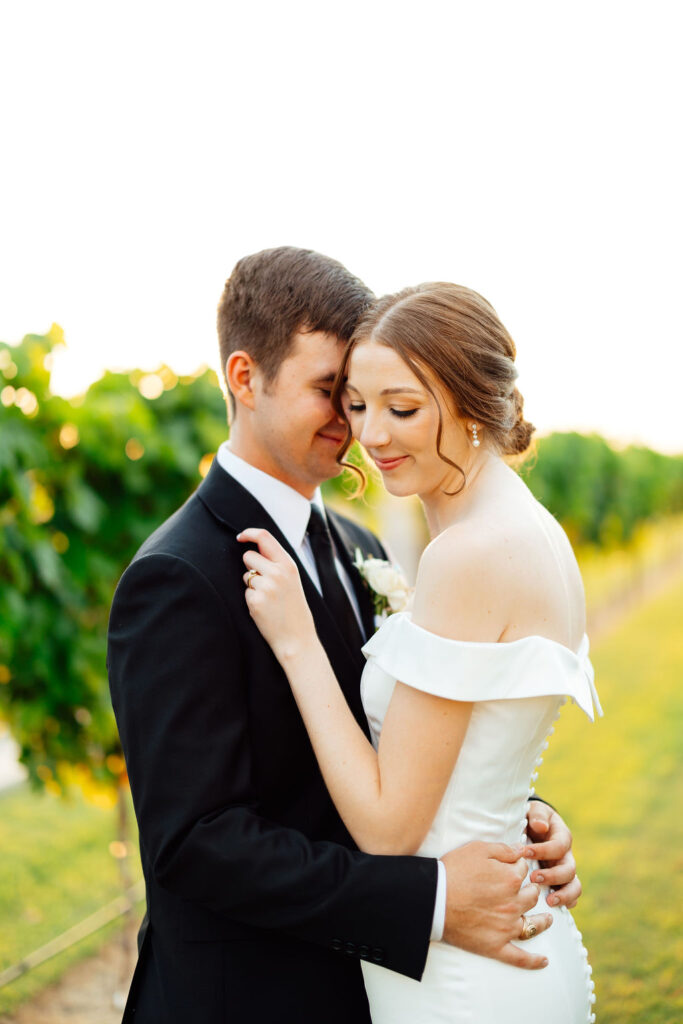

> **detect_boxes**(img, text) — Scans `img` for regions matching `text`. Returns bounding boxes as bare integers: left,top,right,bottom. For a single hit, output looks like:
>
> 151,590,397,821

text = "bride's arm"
237,527,501,856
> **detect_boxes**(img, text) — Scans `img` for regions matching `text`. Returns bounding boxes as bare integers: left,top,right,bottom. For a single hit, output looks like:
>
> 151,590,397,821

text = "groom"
108,247,579,1023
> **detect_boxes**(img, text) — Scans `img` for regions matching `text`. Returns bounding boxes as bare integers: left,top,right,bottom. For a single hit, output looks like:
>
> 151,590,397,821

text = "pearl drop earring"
471,423,480,448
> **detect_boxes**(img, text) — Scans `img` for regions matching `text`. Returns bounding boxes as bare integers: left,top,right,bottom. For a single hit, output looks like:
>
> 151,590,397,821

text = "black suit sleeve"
108,552,436,980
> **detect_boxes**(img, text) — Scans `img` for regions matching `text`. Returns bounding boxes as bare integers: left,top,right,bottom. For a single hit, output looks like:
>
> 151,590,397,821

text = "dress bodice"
360,613,602,856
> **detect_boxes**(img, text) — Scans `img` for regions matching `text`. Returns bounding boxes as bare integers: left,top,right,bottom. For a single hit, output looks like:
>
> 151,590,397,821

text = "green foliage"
522,432,683,546
0,328,227,792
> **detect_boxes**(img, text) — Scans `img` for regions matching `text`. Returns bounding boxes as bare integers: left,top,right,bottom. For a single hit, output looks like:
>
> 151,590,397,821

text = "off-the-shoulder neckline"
382,611,589,660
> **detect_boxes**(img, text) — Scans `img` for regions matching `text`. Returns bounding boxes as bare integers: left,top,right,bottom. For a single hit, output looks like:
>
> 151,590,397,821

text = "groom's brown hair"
217,247,373,398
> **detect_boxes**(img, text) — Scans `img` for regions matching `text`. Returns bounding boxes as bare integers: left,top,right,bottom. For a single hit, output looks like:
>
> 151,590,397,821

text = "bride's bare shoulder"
412,522,513,642
414,498,585,647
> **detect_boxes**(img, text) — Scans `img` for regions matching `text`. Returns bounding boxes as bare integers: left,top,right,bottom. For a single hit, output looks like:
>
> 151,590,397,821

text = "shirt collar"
216,441,325,552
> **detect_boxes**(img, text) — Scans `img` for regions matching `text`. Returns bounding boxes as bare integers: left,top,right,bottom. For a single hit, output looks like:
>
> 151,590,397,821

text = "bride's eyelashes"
347,403,419,419
390,408,418,419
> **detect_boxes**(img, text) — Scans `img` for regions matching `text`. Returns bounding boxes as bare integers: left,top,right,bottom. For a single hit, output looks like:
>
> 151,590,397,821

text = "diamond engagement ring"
519,916,538,940
246,570,260,589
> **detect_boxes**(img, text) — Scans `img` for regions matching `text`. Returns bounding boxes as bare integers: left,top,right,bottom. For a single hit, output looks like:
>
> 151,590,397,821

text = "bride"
237,282,601,1024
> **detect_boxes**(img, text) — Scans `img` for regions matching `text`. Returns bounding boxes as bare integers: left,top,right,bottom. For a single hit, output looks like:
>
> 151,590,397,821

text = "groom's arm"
108,551,436,981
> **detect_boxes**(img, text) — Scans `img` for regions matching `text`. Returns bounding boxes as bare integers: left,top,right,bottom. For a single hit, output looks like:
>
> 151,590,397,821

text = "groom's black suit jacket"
108,460,437,1023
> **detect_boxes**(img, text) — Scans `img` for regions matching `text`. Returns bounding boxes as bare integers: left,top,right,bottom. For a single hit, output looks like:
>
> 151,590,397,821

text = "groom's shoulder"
112,489,234,617
131,488,215,568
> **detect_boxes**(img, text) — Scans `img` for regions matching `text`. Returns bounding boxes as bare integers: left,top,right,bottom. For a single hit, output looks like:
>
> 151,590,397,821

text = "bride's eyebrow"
379,387,422,396
345,383,422,396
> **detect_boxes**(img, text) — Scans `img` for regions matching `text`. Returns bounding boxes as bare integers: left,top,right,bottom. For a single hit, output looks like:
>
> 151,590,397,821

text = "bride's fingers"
242,549,277,575
243,570,265,590
237,527,287,561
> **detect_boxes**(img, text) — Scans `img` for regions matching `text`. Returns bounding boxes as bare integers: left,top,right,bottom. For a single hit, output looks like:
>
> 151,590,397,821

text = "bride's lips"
373,454,409,472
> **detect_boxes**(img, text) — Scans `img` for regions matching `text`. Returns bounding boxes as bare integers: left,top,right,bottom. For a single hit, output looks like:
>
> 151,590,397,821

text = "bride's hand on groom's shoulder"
237,528,316,662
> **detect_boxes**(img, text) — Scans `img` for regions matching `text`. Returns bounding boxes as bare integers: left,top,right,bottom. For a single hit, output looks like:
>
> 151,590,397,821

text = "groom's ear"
226,351,259,413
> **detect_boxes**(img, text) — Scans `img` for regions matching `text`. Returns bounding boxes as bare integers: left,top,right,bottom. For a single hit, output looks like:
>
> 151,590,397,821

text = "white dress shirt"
215,442,446,941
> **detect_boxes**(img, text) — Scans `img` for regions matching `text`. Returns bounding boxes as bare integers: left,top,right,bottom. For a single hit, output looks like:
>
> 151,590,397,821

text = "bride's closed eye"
347,403,418,419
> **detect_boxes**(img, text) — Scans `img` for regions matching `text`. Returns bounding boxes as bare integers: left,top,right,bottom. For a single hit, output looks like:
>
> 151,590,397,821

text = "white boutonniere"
353,548,412,623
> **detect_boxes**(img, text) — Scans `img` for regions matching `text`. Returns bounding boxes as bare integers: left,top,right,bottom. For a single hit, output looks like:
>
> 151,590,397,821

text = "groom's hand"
440,842,552,970
524,800,582,909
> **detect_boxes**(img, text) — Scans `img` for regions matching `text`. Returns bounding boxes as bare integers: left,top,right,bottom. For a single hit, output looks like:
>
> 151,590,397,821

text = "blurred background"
1,2,682,1022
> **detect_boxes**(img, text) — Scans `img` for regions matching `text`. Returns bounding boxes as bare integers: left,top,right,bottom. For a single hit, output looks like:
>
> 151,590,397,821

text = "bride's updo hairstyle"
332,282,535,492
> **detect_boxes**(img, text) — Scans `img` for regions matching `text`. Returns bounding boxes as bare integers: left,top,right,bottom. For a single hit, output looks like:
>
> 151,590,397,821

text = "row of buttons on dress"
520,699,597,1023
331,938,385,963
518,701,567,841
562,910,597,1023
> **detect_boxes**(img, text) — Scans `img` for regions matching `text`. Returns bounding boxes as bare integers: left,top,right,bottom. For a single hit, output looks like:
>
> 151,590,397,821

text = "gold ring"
246,570,260,590
519,915,537,941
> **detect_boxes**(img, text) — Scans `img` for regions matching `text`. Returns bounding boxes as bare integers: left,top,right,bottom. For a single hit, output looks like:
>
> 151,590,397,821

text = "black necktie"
306,505,364,649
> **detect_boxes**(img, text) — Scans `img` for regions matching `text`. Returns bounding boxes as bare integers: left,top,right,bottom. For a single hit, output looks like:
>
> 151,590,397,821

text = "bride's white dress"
360,612,603,1024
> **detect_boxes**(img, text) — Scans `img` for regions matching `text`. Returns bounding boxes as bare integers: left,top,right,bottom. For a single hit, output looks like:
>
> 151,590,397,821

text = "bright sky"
1,1,681,453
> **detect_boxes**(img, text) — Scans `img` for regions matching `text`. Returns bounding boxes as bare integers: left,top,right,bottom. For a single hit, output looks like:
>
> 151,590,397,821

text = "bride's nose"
359,411,391,449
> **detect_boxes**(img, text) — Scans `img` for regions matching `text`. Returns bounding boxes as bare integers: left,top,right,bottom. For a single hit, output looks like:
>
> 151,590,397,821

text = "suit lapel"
326,512,377,642
197,461,370,731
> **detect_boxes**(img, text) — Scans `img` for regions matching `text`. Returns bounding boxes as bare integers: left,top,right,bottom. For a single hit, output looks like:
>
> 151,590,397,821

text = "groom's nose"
323,408,346,432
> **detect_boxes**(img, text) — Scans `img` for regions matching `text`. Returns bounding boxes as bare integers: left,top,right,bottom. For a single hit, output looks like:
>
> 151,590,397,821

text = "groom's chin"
306,451,344,486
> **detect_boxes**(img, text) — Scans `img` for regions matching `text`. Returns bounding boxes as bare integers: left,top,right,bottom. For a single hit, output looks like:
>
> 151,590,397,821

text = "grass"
0,785,142,1015
539,572,683,1023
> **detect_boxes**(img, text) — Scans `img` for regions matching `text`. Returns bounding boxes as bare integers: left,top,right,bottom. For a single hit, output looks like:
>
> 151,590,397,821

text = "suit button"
344,941,357,955
370,947,384,963
358,945,370,958
331,938,343,952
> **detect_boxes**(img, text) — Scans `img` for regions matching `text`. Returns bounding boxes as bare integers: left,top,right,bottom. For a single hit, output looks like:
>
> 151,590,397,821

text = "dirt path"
0,920,139,1024
4,560,682,1024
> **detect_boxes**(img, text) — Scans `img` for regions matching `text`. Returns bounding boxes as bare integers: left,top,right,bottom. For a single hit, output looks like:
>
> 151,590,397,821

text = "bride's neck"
421,451,502,538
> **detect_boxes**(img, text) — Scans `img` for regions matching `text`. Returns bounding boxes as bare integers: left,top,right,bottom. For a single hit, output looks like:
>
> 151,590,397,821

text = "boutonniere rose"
353,548,412,621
